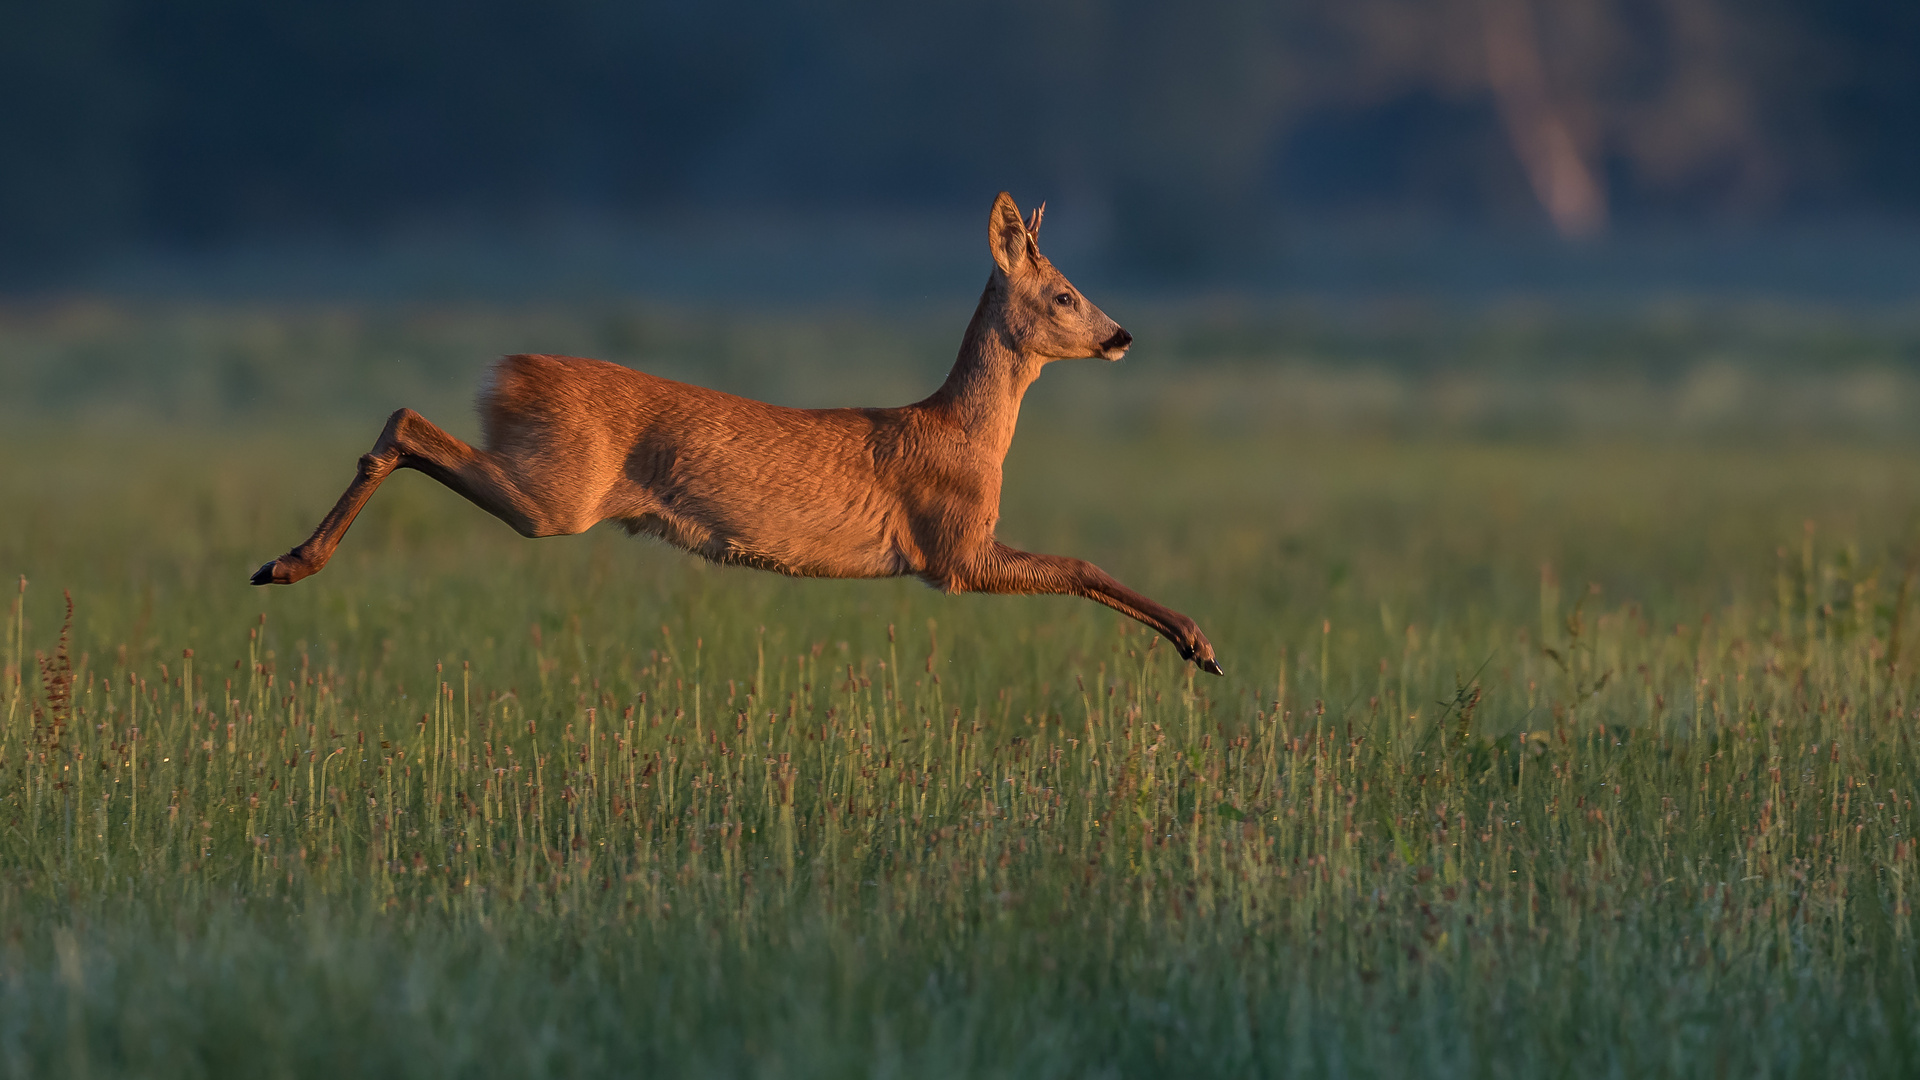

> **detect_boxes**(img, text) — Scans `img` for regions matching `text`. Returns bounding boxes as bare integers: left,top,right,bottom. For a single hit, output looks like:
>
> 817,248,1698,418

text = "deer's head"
988,192,1132,362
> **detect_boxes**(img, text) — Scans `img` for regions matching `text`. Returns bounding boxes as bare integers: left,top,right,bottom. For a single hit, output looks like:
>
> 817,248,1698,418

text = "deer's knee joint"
374,407,425,450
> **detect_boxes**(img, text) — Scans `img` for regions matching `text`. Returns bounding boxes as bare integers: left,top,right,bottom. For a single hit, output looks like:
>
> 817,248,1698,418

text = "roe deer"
251,192,1222,674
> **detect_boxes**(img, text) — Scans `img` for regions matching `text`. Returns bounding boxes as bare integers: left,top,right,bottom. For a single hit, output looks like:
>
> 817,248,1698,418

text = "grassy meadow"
3,300,1920,1076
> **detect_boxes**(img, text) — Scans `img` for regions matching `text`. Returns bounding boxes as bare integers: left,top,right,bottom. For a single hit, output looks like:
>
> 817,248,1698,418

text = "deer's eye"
1053,292,1075,307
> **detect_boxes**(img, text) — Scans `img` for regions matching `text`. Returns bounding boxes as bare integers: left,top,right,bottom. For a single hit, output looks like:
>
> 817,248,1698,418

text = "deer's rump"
480,353,920,578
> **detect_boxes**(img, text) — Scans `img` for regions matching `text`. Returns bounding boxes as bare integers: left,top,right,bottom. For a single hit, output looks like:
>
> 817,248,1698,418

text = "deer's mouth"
1099,328,1133,361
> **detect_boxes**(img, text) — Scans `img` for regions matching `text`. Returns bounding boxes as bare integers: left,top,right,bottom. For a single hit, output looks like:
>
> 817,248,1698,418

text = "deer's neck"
921,278,1039,461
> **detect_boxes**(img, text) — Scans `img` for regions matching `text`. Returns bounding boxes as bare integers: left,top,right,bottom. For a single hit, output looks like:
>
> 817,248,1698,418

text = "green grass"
3,302,1920,1076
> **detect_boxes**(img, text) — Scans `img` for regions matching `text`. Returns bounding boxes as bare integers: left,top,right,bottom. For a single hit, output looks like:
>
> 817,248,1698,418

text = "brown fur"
252,192,1222,675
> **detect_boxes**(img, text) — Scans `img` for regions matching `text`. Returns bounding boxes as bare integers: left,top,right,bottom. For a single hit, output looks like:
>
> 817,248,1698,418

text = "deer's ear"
989,191,1030,276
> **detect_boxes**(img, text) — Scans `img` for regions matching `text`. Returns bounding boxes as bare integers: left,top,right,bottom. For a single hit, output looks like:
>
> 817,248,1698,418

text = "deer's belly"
618,509,913,580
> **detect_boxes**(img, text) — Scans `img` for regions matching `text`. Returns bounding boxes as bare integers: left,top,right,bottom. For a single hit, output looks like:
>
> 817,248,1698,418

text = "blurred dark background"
4,0,1918,299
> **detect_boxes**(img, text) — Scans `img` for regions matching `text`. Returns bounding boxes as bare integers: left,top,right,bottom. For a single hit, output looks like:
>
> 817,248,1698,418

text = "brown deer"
251,192,1222,675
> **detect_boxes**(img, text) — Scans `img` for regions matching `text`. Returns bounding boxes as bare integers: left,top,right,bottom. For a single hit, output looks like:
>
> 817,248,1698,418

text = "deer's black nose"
1101,328,1132,352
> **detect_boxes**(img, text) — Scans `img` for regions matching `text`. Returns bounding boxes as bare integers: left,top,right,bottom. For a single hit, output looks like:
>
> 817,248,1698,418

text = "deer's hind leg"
251,408,570,586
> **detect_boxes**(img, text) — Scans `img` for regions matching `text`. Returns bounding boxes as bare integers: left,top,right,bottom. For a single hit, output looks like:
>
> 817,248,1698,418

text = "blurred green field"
2,302,1919,1076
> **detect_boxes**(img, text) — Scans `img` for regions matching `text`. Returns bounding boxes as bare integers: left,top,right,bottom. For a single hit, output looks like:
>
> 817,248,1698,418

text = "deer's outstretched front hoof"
250,555,313,586
1173,621,1225,677
1188,644,1224,676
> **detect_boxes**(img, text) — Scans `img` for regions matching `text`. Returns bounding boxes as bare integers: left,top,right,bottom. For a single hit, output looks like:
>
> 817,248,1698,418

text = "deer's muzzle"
1099,328,1133,360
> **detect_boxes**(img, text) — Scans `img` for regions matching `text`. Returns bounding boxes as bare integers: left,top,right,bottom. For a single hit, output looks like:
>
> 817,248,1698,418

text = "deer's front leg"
943,542,1223,675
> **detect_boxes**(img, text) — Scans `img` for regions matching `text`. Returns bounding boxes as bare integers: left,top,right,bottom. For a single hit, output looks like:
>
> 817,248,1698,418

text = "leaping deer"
251,192,1223,675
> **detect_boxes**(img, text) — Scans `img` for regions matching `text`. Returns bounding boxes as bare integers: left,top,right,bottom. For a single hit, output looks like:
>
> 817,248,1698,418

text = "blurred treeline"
3,0,1917,283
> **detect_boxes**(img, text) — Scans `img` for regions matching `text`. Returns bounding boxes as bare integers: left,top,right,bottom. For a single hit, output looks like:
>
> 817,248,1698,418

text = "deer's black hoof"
250,556,311,586
1199,657,1225,677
